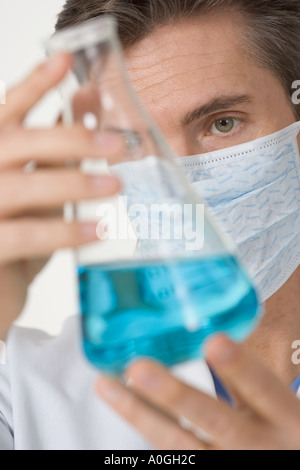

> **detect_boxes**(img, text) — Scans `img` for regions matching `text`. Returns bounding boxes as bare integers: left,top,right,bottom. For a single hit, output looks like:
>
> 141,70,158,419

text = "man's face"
125,12,296,157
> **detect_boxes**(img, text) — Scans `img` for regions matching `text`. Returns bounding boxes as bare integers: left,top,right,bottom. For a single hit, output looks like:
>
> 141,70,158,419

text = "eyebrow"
182,94,252,126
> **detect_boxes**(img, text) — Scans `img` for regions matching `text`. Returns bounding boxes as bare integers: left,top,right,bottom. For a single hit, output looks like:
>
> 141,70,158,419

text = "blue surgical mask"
176,122,300,301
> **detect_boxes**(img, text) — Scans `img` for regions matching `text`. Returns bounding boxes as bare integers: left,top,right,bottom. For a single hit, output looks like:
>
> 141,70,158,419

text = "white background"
0,1,135,335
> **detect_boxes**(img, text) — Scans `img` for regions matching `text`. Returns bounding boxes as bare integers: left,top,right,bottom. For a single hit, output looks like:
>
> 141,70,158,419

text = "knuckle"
165,430,189,450
0,173,20,198
0,130,19,163
248,376,273,405
63,171,83,192
54,174,84,203
56,125,94,156
68,124,89,140
25,64,49,95
226,421,263,450
117,392,138,418
223,420,244,444
165,382,188,408
10,220,38,249
73,126,94,148
202,409,233,438
0,221,33,257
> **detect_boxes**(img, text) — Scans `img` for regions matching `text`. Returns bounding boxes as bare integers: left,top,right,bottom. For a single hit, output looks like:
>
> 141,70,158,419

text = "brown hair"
56,0,300,117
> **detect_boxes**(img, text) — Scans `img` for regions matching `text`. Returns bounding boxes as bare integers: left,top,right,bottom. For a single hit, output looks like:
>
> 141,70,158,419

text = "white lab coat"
0,317,215,450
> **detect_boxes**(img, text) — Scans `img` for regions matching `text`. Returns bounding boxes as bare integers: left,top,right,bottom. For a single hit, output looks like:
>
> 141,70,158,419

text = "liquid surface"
79,256,261,375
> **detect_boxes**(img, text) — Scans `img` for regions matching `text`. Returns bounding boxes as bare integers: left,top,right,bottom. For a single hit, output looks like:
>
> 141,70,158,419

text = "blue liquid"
79,256,261,375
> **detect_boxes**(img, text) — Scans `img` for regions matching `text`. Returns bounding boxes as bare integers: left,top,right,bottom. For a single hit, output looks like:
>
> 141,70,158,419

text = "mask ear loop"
177,122,300,171
263,127,300,301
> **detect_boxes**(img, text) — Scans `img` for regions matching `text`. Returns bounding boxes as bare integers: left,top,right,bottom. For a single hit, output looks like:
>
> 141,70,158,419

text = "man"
0,0,300,450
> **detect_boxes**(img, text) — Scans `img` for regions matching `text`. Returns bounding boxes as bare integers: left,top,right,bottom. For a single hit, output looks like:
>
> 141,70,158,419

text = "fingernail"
80,223,98,240
207,336,238,365
97,378,123,404
128,362,162,391
89,175,120,192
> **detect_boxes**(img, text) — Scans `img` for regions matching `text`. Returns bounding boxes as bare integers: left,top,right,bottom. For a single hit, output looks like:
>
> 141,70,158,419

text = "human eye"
208,117,242,135
191,112,249,153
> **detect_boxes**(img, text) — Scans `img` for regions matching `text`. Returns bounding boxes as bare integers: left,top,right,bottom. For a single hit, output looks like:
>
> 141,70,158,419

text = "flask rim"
47,15,117,54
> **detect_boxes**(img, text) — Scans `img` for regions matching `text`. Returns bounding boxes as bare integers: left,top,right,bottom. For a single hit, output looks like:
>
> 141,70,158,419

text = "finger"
0,169,120,217
206,336,300,430
96,378,205,450
7,207,63,221
19,258,49,284
12,208,64,219
0,218,99,264
0,54,71,125
0,127,123,169
126,360,260,450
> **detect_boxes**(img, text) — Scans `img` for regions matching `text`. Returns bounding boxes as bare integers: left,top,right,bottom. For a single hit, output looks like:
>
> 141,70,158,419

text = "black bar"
98,451,202,465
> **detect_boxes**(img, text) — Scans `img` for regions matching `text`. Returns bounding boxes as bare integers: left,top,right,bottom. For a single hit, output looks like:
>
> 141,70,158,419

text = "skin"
97,337,300,450
0,53,122,340
96,14,300,449
0,11,299,451
122,14,300,384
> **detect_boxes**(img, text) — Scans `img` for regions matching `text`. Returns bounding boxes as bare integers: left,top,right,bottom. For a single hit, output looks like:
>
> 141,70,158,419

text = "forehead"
124,13,261,115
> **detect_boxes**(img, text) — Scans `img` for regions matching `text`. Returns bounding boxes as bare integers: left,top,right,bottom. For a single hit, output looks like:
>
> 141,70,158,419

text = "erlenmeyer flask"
48,16,262,376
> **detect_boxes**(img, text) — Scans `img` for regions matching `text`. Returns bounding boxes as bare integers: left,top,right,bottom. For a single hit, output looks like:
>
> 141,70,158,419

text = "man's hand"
0,54,121,339
97,336,300,450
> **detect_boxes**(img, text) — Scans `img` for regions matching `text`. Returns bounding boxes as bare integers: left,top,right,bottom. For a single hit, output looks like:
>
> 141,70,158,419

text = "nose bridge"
163,132,196,158
150,111,198,158
162,130,208,158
